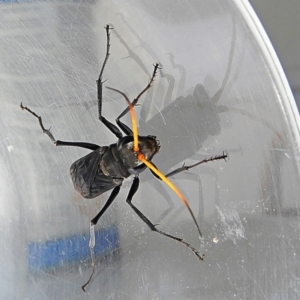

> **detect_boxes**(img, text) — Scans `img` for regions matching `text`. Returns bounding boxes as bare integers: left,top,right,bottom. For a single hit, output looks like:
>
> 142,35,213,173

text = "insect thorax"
110,135,160,175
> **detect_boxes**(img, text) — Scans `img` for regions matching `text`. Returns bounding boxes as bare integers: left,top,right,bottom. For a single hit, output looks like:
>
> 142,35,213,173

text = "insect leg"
149,154,227,229
82,185,121,292
114,63,160,131
114,119,132,136
126,177,203,261
20,103,100,151
105,87,134,136
20,102,56,142
91,185,121,225
55,141,100,150
97,25,123,139
164,152,228,178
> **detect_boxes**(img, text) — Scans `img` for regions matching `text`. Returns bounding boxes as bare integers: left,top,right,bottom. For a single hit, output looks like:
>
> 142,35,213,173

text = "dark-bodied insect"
20,25,227,291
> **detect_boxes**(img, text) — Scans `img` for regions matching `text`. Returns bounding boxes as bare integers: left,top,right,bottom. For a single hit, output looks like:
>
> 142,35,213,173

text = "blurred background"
251,0,300,110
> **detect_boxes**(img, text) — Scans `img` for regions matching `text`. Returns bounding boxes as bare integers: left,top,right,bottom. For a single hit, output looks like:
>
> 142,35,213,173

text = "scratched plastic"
0,0,299,299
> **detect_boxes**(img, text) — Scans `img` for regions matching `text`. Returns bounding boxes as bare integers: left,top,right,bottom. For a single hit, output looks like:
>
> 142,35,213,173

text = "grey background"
251,0,300,110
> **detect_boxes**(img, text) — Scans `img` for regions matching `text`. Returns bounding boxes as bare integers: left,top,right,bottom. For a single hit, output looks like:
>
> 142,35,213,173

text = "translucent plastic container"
1,0,299,299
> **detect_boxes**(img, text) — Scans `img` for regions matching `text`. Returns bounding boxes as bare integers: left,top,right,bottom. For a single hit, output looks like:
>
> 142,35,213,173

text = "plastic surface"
1,0,299,299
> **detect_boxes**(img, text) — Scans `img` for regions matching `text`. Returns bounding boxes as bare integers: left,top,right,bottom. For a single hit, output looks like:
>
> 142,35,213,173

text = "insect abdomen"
70,147,123,199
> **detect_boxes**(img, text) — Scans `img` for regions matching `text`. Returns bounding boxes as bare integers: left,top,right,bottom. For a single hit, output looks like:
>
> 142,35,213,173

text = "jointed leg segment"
105,63,160,138
164,152,228,178
20,102,56,142
20,103,100,151
96,26,160,141
116,63,160,120
126,177,204,261
82,185,121,292
97,25,124,139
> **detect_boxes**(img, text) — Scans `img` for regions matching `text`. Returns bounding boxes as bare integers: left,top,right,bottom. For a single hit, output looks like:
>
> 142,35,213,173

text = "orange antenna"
137,153,202,237
107,84,202,239
120,91,202,238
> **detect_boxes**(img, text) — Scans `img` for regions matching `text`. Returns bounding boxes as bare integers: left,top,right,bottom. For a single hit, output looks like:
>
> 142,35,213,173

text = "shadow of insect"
113,15,238,225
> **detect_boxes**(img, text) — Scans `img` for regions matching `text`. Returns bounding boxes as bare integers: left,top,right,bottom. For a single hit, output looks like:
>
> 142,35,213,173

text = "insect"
20,25,227,291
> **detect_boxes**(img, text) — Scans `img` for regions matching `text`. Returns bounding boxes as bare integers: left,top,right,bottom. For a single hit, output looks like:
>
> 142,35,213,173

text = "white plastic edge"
233,0,300,168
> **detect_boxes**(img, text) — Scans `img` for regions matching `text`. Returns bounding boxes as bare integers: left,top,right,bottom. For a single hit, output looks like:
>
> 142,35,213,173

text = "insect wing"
70,147,121,199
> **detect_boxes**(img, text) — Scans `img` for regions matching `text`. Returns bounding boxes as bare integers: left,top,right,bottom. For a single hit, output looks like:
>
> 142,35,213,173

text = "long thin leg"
126,177,203,261
20,103,100,151
148,153,227,224
106,86,134,136
118,122,133,136
91,185,121,225
82,185,121,292
148,152,227,181
164,152,228,178
97,25,123,139
105,63,160,136
20,102,56,142
56,141,100,151
116,63,160,121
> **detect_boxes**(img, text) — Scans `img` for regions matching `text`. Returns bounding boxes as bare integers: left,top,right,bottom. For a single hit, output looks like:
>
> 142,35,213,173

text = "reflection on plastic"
27,226,118,272
1,0,300,299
